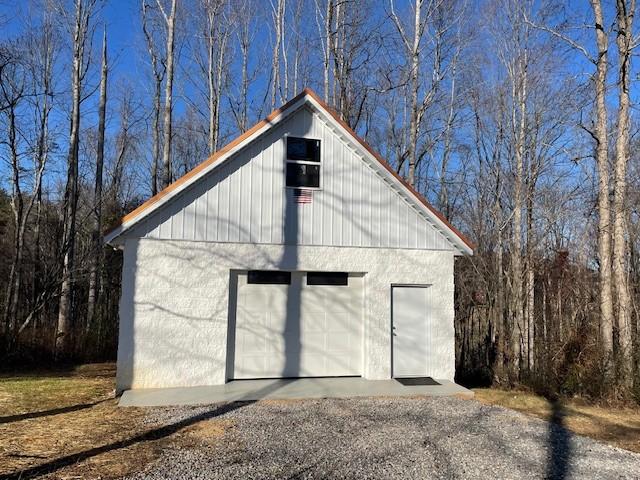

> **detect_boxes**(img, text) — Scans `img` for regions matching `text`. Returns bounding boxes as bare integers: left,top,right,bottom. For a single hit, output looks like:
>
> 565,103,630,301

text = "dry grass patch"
0,363,230,479
474,388,640,454
179,418,234,444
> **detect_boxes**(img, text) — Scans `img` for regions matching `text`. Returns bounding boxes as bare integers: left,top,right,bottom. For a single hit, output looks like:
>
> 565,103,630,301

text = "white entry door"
232,271,362,379
392,285,431,377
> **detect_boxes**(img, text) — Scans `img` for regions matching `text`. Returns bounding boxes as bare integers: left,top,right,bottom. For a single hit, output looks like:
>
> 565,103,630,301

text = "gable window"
286,137,321,188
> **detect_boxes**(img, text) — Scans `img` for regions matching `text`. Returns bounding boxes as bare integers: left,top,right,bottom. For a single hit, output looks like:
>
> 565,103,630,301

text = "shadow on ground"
3,400,249,480
546,399,572,480
0,398,111,425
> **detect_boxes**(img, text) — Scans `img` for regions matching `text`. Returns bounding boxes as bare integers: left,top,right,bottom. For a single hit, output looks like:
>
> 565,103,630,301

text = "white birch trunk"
160,0,177,188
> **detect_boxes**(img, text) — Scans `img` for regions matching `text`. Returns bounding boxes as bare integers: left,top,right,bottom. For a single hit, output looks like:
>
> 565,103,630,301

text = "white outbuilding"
105,89,474,392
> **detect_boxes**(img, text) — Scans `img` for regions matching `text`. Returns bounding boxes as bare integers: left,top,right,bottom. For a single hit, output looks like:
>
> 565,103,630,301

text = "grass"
0,363,228,479
474,388,640,454
0,363,114,416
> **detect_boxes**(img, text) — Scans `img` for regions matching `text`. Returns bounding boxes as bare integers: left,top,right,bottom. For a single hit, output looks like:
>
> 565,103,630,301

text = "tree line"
0,0,638,402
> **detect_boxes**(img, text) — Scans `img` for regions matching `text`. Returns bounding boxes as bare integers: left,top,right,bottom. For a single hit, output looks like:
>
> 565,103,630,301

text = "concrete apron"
118,378,474,407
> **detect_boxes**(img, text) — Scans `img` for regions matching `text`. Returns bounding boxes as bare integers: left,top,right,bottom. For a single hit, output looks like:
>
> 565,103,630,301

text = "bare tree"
502,5,529,379
524,0,617,380
389,0,424,187
116,88,141,201
319,0,377,129
612,0,635,387
56,0,96,356
86,28,107,333
158,0,177,189
437,2,466,219
318,0,333,102
271,0,285,109
28,14,56,334
389,0,458,188
203,0,228,153
142,0,166,195
289,0,304,95
232,0,253,132
1,45,27,342
591,0,615,377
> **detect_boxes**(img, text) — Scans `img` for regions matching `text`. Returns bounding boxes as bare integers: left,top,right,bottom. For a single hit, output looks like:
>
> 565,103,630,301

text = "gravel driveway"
127,397,640,479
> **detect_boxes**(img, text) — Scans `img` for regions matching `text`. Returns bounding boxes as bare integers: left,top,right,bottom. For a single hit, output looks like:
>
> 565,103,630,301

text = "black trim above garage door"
247,271,291,284
307,272,349,286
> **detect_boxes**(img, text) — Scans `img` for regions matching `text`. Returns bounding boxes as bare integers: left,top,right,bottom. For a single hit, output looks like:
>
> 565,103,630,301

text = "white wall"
116,238,455,390
125,105,456,251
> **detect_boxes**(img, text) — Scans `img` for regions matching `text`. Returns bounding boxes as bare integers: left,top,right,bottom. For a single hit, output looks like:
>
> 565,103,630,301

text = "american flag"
293,188,313,204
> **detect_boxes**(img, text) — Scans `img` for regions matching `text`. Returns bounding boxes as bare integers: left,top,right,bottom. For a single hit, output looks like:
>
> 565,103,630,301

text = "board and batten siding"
127,106,455,251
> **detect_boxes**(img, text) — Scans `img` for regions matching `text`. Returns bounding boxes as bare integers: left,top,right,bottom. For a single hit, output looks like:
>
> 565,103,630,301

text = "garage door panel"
240,330,267,354
267,334,286,354
331,289,357,307
302,312,326,331
232,272,362,379
301,331,325,348
327,332,350,352
240,356,267,377
325,355,353,375
326,312,350,331
300,290,323,311
267,357,287,375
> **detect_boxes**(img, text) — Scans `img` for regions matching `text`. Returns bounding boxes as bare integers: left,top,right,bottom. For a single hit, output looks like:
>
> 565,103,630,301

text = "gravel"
127,397,640,479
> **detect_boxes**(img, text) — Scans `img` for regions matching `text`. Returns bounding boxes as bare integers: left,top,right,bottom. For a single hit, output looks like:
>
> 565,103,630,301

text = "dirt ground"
1,364,639,479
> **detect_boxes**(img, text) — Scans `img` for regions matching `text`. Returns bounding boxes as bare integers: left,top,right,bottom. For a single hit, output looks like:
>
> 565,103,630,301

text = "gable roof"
105,88,474,255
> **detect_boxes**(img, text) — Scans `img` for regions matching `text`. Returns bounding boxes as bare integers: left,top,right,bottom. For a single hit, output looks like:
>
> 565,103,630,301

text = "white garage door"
231,271,363,379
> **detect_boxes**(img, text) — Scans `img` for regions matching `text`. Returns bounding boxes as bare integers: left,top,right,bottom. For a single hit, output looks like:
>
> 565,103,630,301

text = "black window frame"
285,162,320,189
247,270,291,285
286,137,320,162
306,272,349,286
285,136,321,189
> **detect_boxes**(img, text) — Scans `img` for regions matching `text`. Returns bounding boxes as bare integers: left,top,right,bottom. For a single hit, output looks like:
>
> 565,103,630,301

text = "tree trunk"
32,59,51,332
389,0,423,187
87,30,107,335
407,0,422,187
590,0,615,378
271,0,284,109
212,29,227,152
613,0,634,388
510,46,527,381
151,79,161,195
206,0,223,153
160,0,177,188
323,0,332,102
239,19,249,132
3,102,23,340
495,223,505,380
142,0,165,196
281,0,288,100
525,182,535,373
208,22,215,153
438,41,458,219
57,0,89,357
